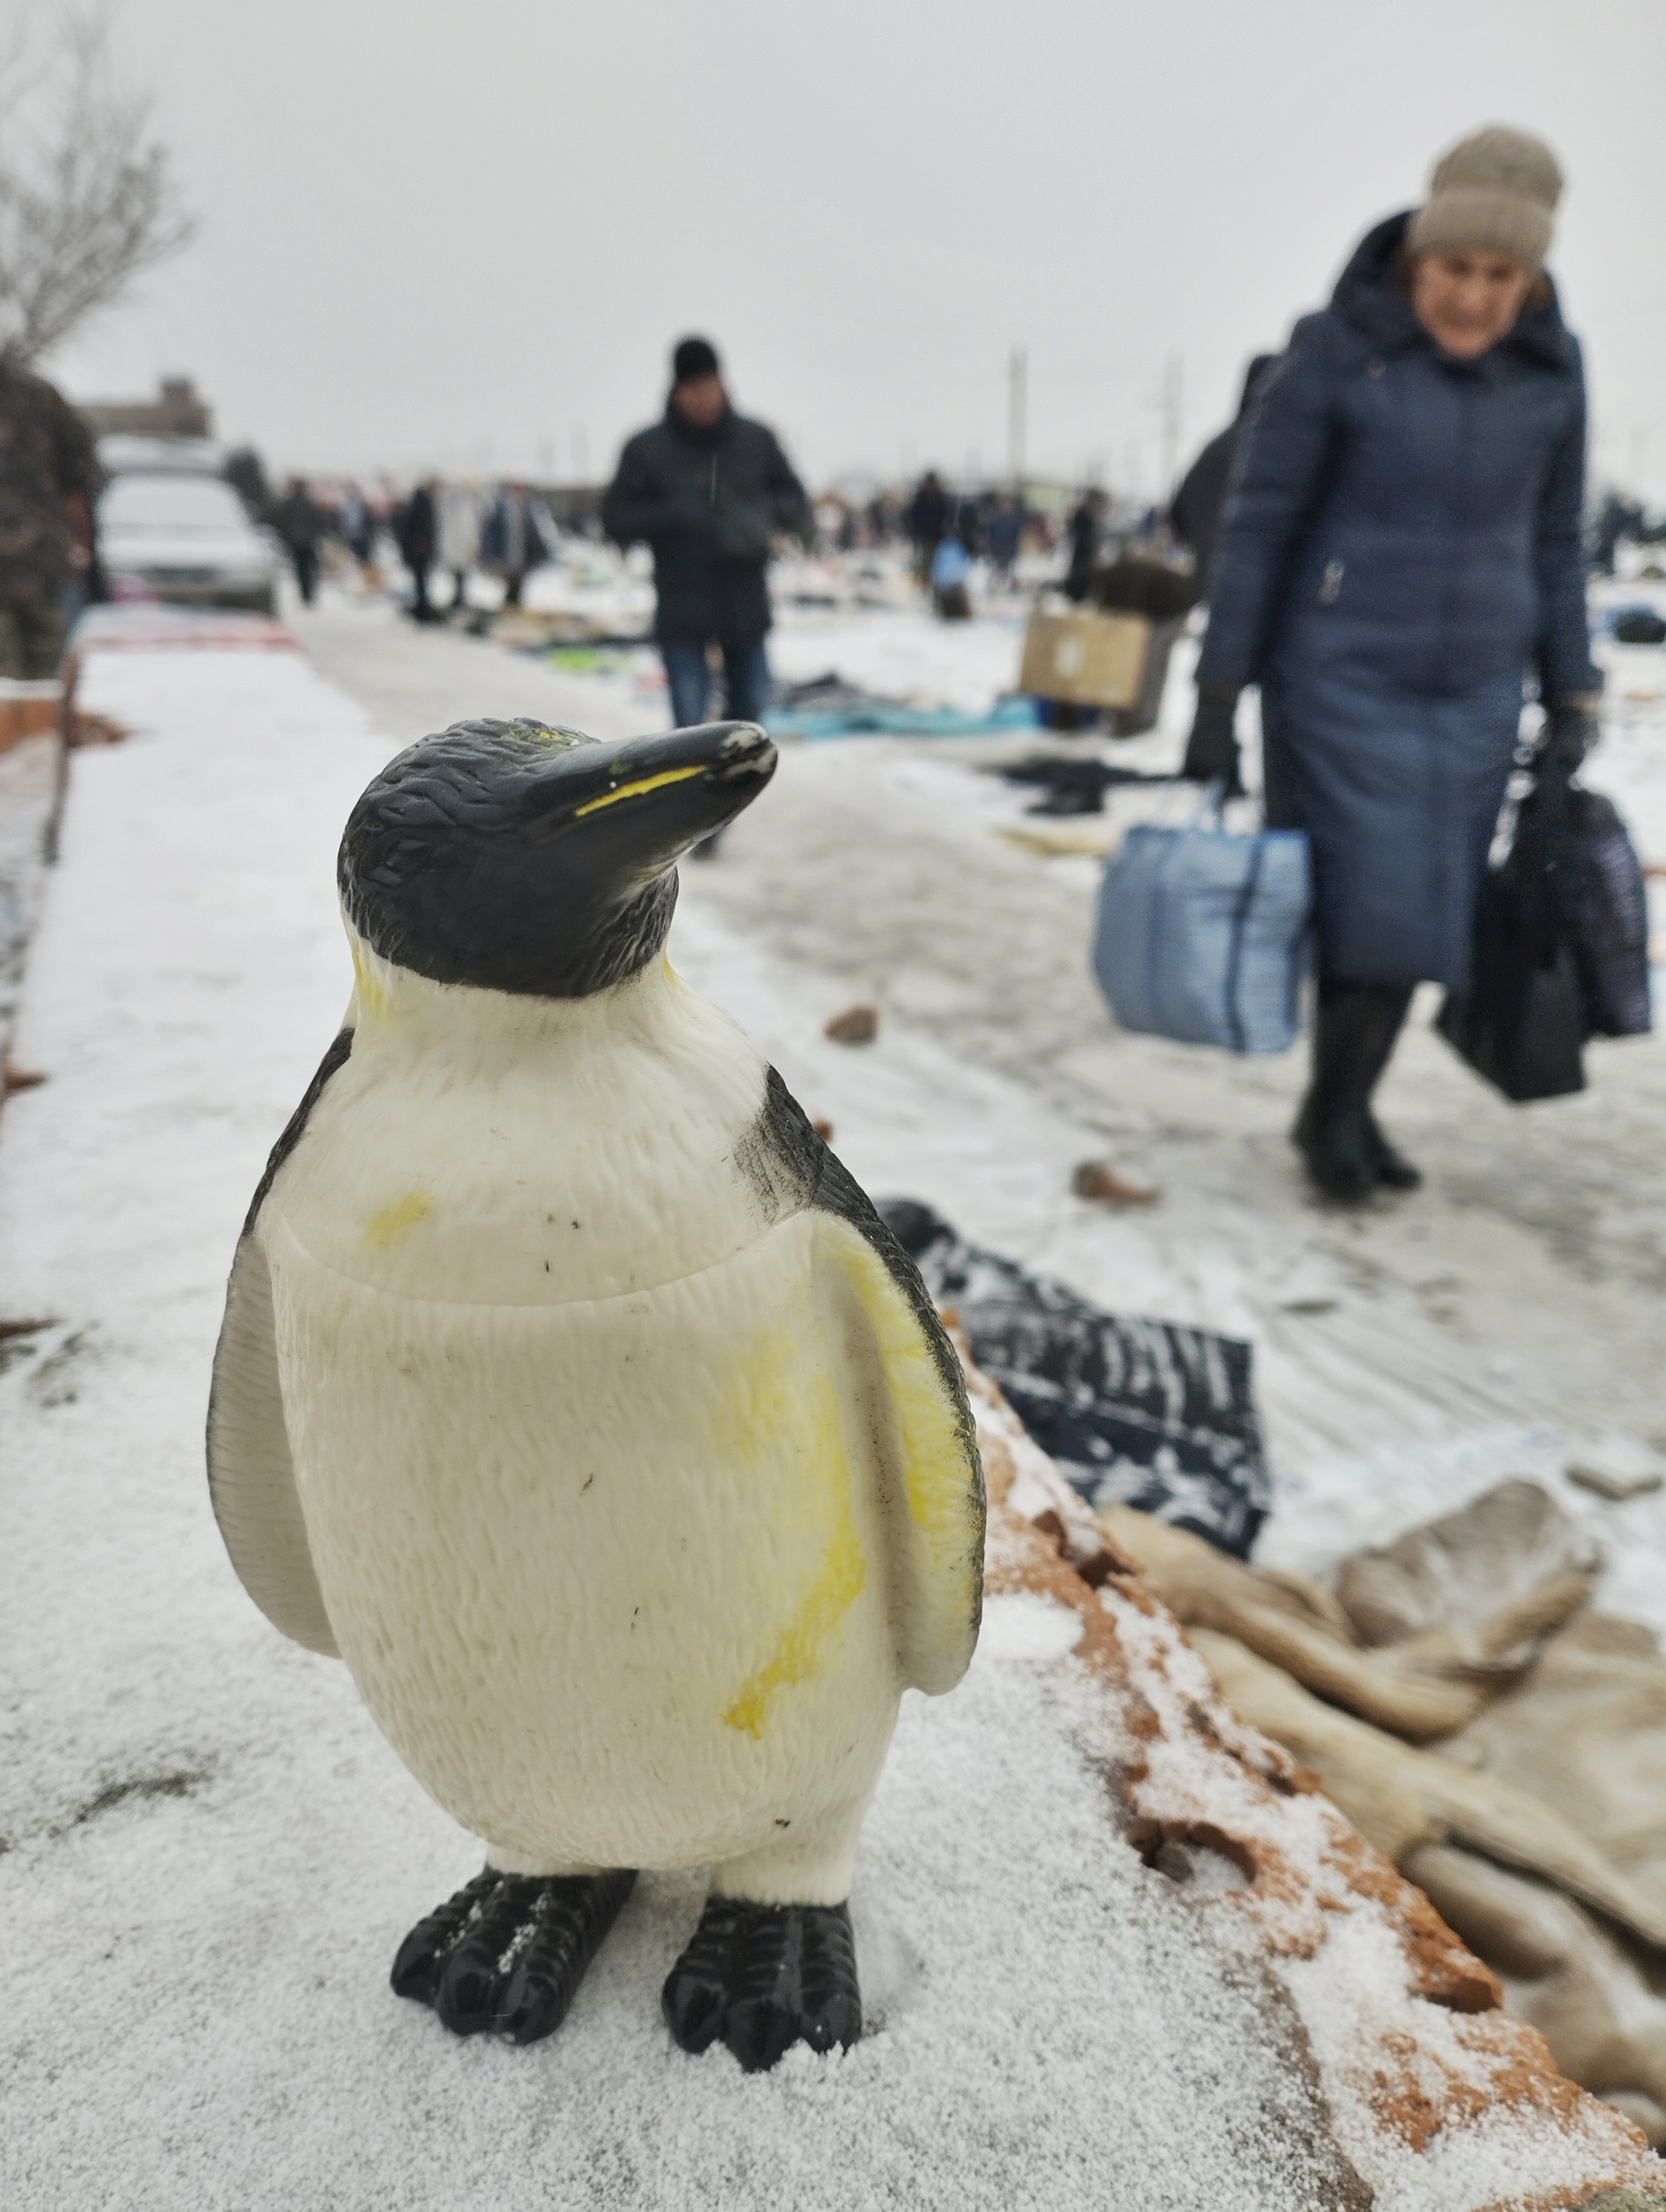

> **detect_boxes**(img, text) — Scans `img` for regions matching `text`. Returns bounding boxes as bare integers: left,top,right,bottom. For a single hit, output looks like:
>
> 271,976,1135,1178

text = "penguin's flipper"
814,1171,985,1695
207,1230,338,1655
207,1028,356,1658
738,1069,984,1692
735,1065,983,1696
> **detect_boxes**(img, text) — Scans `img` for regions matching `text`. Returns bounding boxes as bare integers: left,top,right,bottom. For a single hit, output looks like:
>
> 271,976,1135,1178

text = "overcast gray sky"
47,0,1666,498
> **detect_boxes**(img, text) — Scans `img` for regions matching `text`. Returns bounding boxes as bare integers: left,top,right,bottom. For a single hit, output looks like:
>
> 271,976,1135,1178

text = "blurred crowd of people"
1,338,1656,686
246,472,564,620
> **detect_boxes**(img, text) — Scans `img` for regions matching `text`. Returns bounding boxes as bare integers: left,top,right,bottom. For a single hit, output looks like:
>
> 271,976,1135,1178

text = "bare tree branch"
0,7,194,368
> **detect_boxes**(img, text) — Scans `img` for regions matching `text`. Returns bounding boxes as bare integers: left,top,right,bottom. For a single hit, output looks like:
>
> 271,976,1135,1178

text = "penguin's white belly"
265,1208,903,1870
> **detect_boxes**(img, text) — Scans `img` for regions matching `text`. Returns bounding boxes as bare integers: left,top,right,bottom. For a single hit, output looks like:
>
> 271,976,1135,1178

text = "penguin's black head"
339,717,776,997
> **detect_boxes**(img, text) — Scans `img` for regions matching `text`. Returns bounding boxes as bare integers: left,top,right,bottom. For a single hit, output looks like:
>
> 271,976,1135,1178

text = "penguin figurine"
207,716,984,2072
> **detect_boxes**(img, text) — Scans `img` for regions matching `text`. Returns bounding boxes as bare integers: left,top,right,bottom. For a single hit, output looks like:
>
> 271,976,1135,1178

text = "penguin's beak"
532,721,777,873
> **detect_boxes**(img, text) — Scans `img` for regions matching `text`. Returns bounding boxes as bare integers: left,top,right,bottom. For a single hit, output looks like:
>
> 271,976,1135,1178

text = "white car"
98,472,279,615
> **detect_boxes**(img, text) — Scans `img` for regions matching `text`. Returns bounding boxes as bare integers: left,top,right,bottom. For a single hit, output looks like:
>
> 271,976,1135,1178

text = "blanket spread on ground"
879,1199,1271,1557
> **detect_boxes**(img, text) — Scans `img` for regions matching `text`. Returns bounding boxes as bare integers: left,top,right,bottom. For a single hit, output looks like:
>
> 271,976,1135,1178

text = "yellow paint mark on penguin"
349,938,390,1018
574,764,704,817
713,1317,869,1739
723,1523,867,1739
830,1233,980,1552
363,1191,433,1248
518,724,589,749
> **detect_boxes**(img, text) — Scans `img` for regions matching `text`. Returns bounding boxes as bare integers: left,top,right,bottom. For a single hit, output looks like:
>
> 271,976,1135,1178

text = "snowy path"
296,601,1666,1631
0,646,1398,2212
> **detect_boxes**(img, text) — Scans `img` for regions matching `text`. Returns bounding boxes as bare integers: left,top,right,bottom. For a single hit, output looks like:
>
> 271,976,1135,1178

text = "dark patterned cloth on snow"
879,1200,1271,1560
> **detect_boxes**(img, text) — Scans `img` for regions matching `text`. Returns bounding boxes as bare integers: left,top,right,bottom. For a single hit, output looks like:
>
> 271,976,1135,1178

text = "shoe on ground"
1365,1113,1422,1191
1293,1099,1379,1204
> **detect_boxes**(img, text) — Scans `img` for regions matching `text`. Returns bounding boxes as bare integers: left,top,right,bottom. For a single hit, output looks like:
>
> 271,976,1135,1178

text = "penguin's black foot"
391,1866,636,2044
661,1896,861,2072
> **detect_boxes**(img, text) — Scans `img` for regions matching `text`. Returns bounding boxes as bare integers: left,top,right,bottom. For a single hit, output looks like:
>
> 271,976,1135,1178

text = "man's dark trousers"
661,637,771,729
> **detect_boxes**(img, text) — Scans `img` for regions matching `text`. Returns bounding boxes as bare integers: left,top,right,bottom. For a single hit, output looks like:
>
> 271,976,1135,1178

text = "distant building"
80,377,213,440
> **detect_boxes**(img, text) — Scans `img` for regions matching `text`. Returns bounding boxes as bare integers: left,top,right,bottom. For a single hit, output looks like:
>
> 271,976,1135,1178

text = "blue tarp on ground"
765,695,1041,741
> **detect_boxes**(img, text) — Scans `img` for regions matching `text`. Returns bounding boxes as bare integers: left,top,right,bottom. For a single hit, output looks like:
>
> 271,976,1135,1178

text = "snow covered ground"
5,594,1666,2207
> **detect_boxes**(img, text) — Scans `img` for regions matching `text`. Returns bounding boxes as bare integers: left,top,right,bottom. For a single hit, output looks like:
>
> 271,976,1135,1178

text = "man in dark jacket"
0,356,97,677
1169,355,1277,594
602,337,809,742
905,470,950,587
396,479,438,624
274,478,325,606
1063,488,1107,602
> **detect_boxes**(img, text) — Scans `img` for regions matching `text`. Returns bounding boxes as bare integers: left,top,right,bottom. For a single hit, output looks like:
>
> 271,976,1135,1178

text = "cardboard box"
0,681,62,752
1018,606,1150,710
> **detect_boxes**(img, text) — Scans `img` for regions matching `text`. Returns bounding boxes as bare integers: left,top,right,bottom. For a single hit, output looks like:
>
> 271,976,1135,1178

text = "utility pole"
1008,346,1027,494
1160,351,1184,499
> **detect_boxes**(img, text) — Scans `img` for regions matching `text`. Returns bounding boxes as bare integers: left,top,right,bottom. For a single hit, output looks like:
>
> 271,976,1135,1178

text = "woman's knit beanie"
1407,125,1563,272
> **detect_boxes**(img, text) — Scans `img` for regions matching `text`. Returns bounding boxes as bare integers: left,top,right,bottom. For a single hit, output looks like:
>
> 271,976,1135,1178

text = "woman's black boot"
1293,1093,1378,1201
1364,1113,1422,1191
1294,980,1415,1202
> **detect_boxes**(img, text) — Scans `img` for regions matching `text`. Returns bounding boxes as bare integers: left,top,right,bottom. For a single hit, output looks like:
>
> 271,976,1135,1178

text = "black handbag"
1559,787,1654,1039
1437,763,1587,1103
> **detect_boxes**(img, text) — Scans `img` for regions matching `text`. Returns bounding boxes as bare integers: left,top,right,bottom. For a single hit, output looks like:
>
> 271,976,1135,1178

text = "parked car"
98,471,279,614
95,434,227,480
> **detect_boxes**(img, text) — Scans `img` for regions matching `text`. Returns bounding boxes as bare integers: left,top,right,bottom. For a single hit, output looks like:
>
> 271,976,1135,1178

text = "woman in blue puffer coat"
1184,126,1600,1201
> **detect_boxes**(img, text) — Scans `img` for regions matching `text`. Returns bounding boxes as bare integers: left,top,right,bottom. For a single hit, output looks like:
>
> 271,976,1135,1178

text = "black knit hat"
671,335,721,385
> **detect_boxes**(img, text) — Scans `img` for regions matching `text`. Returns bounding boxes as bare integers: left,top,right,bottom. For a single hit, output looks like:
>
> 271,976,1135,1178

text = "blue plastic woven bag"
1092,800,1312,1053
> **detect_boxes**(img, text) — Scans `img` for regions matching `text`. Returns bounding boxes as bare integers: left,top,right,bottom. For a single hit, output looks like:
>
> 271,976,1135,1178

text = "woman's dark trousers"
1294,977,1418,1200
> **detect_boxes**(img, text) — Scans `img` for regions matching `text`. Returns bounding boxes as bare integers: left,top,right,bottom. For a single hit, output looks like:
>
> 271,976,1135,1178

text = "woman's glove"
1540,693,1600,776
1182,685,1244,796
1522,693,1599,856
1513,695,1600,949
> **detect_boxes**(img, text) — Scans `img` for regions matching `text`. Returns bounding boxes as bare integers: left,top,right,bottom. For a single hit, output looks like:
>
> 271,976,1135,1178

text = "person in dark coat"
339,484,377,571
396,479,438,623
905,470,951,587
1183,126,1599,1201
602,336,809,747
986,491,1024,586
481,481,545,607
1063,487,1107,602
0,357,97,677
1170,355,1277,593
1591,491,1642,577
274,478,325,606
